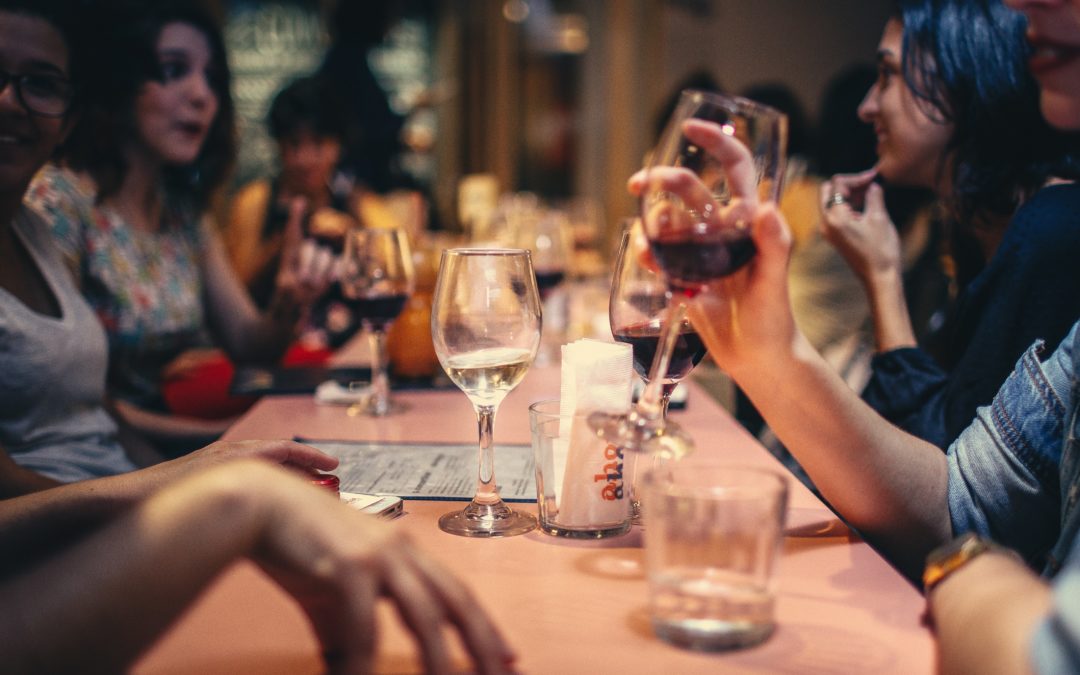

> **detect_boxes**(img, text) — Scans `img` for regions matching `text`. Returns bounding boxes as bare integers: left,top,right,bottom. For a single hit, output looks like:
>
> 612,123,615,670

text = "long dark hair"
897,0,1080,225
60,0,235,213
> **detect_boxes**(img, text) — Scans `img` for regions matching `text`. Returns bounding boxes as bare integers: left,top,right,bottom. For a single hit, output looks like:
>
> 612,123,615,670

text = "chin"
1040,90,1080,131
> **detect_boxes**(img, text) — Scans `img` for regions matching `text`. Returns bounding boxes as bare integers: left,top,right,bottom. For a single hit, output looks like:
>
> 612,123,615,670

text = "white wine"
443,347,534,406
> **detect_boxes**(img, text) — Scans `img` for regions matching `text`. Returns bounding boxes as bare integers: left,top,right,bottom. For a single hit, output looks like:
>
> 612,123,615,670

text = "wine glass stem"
473,404,500,505
638,300,688,421
367,324,390,414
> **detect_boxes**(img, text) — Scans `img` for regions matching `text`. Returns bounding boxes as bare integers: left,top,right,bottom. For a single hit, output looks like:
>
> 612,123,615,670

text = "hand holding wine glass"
431,248,541,537
591,91,787,458
339,227,414,416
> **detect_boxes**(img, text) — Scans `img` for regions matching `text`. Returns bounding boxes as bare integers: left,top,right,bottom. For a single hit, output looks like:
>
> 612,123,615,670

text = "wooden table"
134,364,934,674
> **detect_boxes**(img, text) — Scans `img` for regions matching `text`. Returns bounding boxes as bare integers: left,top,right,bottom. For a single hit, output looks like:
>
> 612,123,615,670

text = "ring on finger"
826,192,847,209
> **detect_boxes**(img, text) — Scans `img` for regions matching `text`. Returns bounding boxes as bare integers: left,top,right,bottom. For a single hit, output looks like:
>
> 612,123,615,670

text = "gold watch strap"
923,533,994,592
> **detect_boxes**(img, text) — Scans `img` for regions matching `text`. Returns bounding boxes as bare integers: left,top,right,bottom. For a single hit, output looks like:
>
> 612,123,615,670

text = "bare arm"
686,205,951,576
0,439,337,576
0,448,60,499
0,461,514,674
202,203,335,364
929,551,1048,674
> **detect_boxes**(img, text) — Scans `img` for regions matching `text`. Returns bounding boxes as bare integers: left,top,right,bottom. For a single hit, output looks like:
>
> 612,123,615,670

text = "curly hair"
896,0,1080,225
59,0,235,213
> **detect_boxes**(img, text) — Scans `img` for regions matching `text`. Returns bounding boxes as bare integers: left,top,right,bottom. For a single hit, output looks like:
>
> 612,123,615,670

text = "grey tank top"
0,207,135,481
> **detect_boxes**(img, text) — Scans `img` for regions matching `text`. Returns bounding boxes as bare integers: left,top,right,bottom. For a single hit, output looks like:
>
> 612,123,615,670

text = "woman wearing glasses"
26,0,335,462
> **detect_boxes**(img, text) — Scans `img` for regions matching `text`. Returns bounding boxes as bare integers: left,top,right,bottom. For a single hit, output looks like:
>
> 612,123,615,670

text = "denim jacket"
945,319,1080,672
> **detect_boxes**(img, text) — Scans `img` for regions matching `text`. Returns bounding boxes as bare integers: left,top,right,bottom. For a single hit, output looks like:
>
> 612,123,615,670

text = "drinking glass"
526,208,572,300
610,218,707,415
431,248,542,537
339,227,414,415
591,91,787,458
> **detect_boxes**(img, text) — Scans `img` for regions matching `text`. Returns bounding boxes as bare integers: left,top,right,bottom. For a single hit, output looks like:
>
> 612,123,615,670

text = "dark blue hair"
898,0,1080,223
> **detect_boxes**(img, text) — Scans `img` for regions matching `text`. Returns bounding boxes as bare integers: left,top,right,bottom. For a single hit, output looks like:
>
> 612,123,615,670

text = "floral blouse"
27,164,210,409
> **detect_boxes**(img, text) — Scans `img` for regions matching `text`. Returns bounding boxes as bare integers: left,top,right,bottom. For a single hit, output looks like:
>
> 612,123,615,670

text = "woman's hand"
687,203,799,377
626,118,800,376
820,169,916,352
274,197,337,313
819,169,902,287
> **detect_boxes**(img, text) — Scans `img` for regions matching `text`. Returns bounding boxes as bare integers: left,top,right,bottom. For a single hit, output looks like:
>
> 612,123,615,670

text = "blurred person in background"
225,75,363,354
26,1,336,457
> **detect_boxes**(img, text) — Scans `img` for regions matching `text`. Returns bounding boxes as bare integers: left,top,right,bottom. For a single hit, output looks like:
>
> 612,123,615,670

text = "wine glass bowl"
339,227,414,415
431,248,541,537
641,91,787,294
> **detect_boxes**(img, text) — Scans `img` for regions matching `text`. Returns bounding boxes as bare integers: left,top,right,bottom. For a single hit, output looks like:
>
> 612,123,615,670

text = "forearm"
0,464,271,673
730,332,951,574
930,552,1048,675
112,399,232,447
203,226,297,363
864,268,917,352
0,450,61,499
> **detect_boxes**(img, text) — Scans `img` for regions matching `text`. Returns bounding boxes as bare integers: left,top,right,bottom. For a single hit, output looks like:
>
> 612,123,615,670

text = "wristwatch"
922,532,999,593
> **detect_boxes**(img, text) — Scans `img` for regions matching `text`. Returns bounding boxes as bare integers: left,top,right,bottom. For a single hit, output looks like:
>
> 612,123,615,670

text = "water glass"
641,465,788,651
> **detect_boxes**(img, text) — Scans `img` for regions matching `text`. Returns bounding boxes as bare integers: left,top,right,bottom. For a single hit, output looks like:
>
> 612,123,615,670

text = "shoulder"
1008,183,1080,242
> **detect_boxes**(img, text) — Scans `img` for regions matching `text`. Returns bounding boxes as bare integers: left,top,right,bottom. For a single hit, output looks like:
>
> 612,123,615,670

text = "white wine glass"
591,90,787,458
339,227,414,415
431,248,541,537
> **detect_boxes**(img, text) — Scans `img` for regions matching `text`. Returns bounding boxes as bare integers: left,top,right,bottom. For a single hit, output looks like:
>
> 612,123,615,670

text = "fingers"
750,203,793,285
403,547,517,675
821,168,877,214
682,118,758,200
214,439,340,472
863,181,886,217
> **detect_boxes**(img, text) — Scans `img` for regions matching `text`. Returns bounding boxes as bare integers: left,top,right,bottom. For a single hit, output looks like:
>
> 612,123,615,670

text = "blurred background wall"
213,0,892,247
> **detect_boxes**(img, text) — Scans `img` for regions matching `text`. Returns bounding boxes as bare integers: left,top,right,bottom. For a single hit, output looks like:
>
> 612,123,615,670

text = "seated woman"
225,75,361,350
27,1,335,455
819,0,1080,449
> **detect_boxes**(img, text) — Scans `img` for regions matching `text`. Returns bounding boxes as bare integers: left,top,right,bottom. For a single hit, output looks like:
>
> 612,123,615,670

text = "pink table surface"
134,364,934,674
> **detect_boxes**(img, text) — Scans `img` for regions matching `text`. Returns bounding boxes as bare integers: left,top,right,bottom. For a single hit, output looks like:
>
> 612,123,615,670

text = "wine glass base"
438,505,537,538
346,397,408,417
588,411,695,459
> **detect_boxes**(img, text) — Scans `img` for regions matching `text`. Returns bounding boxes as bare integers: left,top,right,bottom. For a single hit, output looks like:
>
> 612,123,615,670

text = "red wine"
535,269,566,295
346,294,408,329
650,230,756,292
612,321,707,383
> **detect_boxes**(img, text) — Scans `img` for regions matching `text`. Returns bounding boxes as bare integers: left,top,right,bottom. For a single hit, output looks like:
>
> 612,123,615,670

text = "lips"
1026,35,1080,76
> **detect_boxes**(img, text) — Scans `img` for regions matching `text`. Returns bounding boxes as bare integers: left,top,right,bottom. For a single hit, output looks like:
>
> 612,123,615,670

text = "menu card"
297,438,535,501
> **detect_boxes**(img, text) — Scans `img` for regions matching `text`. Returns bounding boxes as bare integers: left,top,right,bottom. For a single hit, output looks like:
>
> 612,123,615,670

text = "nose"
185,70,216,110
857,83,879,123
0,77,25,114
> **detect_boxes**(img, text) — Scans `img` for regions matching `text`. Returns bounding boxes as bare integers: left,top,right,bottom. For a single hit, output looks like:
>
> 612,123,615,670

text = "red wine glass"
339,227,414,415
591,91,786,458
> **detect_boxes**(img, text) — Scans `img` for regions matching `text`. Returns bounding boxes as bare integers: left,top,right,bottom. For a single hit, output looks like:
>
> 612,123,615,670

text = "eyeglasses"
0,70,75,117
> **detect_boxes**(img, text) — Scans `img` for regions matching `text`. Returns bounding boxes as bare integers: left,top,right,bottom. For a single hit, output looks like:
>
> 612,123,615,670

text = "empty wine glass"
591,90,787,458
431,248,542,537
339,227,414,415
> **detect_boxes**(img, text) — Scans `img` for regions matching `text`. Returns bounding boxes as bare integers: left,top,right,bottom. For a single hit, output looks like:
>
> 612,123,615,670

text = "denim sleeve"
862,347,949,448
946,323,1076,562
1032,542,1080,673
